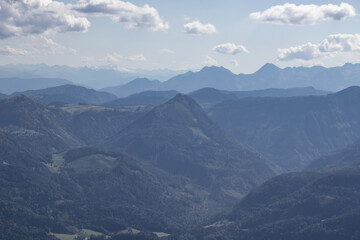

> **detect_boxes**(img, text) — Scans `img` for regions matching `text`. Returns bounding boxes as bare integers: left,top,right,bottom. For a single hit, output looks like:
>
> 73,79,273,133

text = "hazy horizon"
1,1,360,74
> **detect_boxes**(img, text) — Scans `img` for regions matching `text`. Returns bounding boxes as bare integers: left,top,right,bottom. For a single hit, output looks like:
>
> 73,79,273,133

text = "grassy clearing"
119,227,141,235
50,232,77,240
81,229,103,237
153,232,171,238
50,229,104,240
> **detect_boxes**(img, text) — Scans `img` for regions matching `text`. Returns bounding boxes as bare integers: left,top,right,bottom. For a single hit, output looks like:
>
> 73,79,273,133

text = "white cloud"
128,54,146,62
203,56,218,66
0,36,75,56
184,21,216,35
278,33,360,61
160,48,175,54
0,0,90,39
74,0,169,31
34,36,77,55
105,52,123,64
0,46,28,56
250,3,356,25
213,43,249,55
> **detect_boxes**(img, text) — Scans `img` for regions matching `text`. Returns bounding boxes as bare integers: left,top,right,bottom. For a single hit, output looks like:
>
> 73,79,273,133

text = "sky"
1,0,360,74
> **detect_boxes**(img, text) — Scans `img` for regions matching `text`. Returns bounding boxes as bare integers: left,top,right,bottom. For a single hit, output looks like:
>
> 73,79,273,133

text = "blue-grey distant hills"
209,86,360,171
0,77,72,94
101,78,161,97
103,63,360,96
104,87,329,108
103,90,179,107
0,64,184,89
163,63,360,92
189,86,329,109
2,63,360,94
12,84,117,105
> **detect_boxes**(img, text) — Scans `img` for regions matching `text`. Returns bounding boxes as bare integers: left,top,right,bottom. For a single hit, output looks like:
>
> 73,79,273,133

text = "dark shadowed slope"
0,132,62,239
306,139,360,171
0,77,72,94
59,104,150,145
209,86,360,171
104,94,277,204
0,139,218,238
0,95,83,155
188,167,360,240
12,84,117,105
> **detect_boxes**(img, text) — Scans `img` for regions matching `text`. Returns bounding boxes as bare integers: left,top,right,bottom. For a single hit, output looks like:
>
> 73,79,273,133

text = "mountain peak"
200,65,230,74
334,86,360,98
256,63,280,74
105,90,275,191
4,94,40,107
169,93,194,104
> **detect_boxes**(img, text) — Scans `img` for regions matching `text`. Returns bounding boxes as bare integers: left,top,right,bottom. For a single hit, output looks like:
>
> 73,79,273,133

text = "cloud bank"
184,21,216,35
213,43,249,55
74,0,169,31
128,54,146,62
250,3,356,25
0,0,168,39
278,33,360,61
0,46,28,56
0,0,90,39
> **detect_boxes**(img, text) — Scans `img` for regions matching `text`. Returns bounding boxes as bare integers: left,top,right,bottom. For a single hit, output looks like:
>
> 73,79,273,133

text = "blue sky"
1,0,360,74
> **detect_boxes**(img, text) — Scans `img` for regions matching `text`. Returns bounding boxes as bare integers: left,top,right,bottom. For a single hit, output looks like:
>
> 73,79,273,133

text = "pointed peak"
3,94,42,107
256,63,280,73
159,93,204,116
7,94,33,102
199,65,230,74
127,78,151,84
335,86,360,96
168,93,196,105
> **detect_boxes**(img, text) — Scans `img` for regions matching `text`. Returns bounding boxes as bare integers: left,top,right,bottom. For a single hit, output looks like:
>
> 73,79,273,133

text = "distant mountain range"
0,77,72,94
102,63,360,96
1,63,360,95
101,78,161,97
103,90,179,107
0,64,185,89
189,86,329,109
209,86,360,171
104,87,329,109
12,84,117,105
